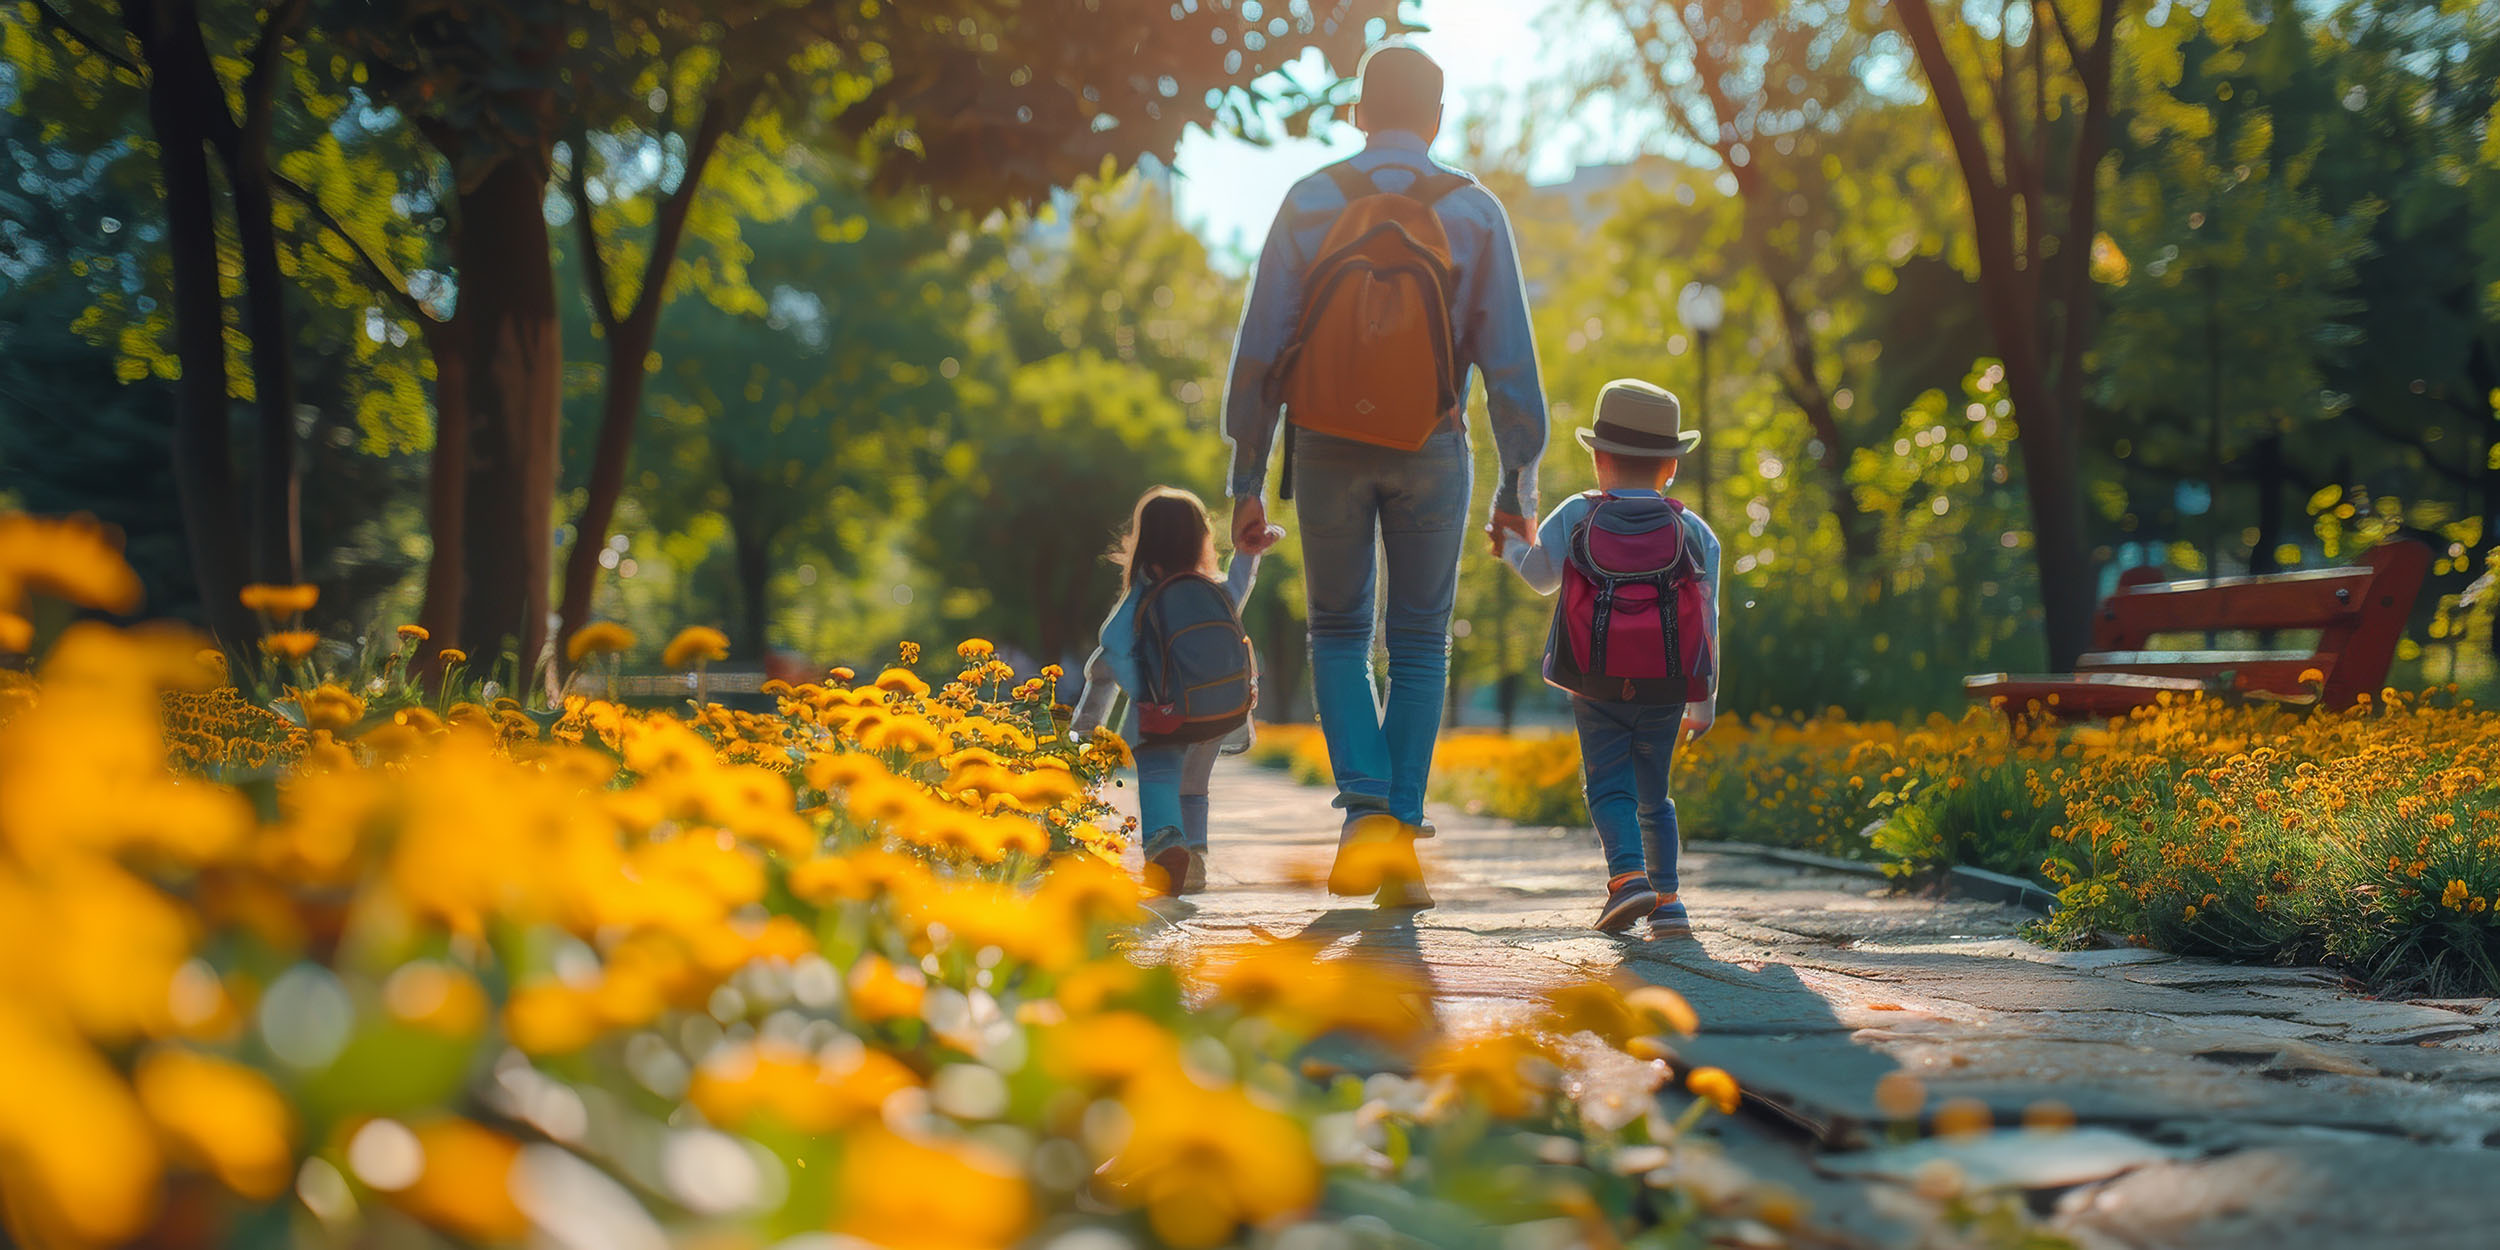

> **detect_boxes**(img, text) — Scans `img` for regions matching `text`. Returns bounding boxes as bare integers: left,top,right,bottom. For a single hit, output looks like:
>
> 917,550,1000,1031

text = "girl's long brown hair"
1110,486,1217,592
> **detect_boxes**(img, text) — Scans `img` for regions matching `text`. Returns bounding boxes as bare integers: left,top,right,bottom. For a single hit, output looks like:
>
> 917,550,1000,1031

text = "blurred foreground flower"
663,626,730,669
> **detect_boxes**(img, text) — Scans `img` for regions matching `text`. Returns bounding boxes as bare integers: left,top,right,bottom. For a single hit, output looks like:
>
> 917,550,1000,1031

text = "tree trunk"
554,315,654,664
414,315,470,676
728,507,772,663
222,0,308,586
447,144,563,678
1033,544,1069,664
2249,434,2286,576
121,0,253,651
229,160,302,585
552,90,750,667
1893,0,2113,670
2010,378,2095,669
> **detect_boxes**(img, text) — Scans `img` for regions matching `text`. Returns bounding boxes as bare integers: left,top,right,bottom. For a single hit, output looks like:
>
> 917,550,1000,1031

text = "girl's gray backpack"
1133,572,1255,745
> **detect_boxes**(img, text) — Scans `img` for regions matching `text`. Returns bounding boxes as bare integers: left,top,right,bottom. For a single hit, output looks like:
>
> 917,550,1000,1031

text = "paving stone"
1819,1127,2180,1190
2053,1139,2500,1250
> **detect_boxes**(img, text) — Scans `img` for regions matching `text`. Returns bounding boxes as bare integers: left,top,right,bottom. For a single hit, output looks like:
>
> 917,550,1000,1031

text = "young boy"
1494,379,1721,935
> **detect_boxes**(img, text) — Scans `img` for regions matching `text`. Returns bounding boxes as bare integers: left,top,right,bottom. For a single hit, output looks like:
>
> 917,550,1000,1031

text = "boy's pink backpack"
1543,493,1715,705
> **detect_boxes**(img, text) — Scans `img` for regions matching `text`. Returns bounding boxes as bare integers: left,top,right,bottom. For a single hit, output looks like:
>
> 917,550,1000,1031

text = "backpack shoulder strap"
1405,170,1470,207
1322,160,1376,204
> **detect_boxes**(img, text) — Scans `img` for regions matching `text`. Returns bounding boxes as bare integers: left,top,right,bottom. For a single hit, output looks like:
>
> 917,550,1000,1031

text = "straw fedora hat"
1574,379,1699,457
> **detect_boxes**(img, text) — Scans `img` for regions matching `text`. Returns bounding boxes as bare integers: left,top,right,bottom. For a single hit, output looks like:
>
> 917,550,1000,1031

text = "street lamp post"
1676,281,1726,518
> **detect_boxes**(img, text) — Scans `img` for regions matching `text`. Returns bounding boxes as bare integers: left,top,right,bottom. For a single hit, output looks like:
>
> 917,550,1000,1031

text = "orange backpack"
1268,161,1469,470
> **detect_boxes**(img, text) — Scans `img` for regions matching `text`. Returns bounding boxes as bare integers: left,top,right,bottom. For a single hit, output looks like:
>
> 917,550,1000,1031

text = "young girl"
1071,487,1275,895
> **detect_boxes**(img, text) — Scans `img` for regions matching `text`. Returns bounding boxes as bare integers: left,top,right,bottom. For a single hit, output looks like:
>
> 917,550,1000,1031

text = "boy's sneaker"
1596,877,1661,933
1182,849,1207,894
1648,895,1692,937
1147,846,1191,897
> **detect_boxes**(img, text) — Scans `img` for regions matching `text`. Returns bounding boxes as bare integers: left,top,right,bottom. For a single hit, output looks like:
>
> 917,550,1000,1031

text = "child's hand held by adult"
1232,497,1275,554
1485,510,1532,557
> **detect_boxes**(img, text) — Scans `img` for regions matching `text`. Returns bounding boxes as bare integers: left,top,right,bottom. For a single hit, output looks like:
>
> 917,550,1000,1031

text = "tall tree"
1585,0,1927,568
922,349,1217,663
1892,0,2129,668
2094,4,2375,575
337,0,1406,680
601,180,979,659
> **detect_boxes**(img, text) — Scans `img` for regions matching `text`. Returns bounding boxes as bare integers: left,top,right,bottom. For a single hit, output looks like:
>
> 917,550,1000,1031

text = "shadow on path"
1615,934,1902,1147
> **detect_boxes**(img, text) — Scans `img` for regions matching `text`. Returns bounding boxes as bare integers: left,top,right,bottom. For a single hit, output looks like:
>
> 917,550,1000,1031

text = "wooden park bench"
1965,540,2430,719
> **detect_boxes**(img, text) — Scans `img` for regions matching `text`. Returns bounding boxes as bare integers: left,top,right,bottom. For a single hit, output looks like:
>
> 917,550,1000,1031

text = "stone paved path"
1114,759,2500,1249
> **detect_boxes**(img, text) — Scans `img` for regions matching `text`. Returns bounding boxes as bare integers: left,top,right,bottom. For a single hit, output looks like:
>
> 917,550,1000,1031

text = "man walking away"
1223,44,1550,906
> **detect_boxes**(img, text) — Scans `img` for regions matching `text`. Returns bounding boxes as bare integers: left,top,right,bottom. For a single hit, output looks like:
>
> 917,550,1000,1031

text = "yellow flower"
383,962,488,1037
663,625,730,669
504,981,603,1055
0,1010,163,1246
396,624,429,644
1040,1011,1182,1089
388,1119,529,1243
2441,878,2472,911
835,1128,1030,1250
956,638,996,661
134,1048,295,1199
238,583,319,616
0,513,145,613
1420,1032,1556,1118
1686,1066,1741,1114
2297,667,2326,686
1626,985,1700,1036
438,647,468,666
876,667,932,698
293,683,365,734
691,1042,919,1134
1099,1065,1319,1247
259,630,319,662
566,621,637,663
849,953,928,1024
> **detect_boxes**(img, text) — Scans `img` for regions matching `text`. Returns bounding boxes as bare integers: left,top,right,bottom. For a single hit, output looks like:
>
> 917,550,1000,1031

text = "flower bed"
6,517,2008,1250
1267,696,2500,996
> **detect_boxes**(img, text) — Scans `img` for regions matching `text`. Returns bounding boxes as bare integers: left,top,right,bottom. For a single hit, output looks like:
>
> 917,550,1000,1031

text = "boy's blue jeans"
1292,427,1471,826
1571,697,1685,890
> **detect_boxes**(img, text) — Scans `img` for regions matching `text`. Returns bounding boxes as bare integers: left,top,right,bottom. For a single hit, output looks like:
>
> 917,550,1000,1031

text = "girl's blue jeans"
1570,696,1684,890
1135,739,1222,858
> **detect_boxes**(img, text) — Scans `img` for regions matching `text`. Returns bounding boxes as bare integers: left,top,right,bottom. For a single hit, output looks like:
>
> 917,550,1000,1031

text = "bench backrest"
2088,541,2429,705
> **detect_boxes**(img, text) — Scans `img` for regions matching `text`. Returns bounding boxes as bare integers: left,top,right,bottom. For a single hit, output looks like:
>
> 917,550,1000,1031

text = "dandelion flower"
294,684,366,734
0,513,145,612
260,630,319,662
134,1048,295,1200
662,625,730,669
1686,1066,1741,1114
396,624,429,644
439,648,468,666
239,583,319,616
566,621,637,663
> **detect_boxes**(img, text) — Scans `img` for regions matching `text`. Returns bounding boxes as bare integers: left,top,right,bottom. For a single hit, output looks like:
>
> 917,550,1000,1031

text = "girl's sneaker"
1648,895,1691,937
1596,876,1661,933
